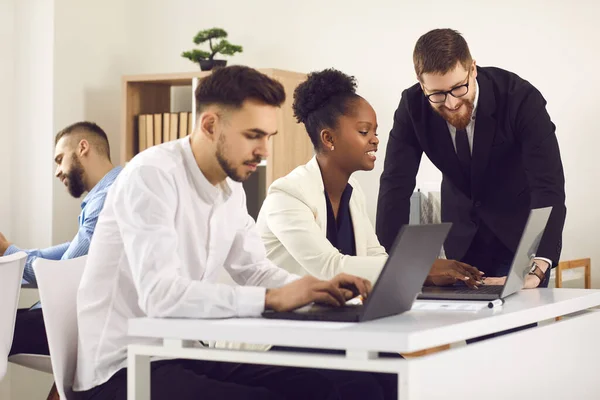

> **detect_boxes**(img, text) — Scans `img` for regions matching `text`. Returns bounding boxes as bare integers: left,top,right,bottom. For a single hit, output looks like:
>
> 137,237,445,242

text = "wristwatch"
528,261,545,282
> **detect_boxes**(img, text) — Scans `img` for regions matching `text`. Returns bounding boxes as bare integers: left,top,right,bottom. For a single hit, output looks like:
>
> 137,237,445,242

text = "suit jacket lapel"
471,74,497,199
306,157,367,255
305,157,328,234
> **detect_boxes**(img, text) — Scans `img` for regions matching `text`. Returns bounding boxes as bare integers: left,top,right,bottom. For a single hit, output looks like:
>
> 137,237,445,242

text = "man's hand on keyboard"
330,273,371,300
264,273,372,312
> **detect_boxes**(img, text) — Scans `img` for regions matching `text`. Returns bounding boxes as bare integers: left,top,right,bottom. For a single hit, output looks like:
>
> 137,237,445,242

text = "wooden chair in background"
555,258,591,289
554,258,591,321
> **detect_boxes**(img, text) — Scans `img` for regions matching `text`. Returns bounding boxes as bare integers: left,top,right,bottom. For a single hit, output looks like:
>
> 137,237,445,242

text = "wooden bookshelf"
121,69,314,191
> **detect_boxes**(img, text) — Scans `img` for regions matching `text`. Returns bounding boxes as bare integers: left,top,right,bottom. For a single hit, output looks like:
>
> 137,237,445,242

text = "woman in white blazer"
257,68,483,287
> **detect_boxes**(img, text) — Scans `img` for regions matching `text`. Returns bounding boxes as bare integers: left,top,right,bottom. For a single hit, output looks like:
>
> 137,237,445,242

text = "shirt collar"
81,166,123,209
181,136,232,204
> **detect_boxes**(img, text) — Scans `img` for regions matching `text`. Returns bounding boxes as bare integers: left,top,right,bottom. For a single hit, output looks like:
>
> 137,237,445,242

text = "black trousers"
9,308,50,356
74,358,390,400
270,346,398,400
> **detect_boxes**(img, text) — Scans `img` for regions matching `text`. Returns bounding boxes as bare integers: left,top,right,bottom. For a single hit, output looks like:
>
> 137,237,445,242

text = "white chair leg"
127,347,150,400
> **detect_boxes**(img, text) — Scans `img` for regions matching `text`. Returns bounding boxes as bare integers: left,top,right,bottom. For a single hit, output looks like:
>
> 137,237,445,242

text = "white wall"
119,0,600,284
0,0,15,242
0,2,14,391
11,0,55,249
5,1,56,397
51,0,127,243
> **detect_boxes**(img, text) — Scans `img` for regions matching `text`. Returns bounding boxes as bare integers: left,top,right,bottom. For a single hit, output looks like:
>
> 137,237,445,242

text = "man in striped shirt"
0,121,122,357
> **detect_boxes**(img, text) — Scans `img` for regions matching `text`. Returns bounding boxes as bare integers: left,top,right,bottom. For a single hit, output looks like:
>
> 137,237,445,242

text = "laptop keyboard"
451,285,503,295
306,305,364,314
301,305,363,321
262,305,364,322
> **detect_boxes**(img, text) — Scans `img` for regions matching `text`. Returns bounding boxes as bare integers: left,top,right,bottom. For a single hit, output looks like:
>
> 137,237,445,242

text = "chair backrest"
0,252,27,381
33,256,86,398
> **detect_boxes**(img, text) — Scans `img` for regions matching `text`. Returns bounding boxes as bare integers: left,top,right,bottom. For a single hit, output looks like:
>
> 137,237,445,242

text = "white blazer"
256,157,387,283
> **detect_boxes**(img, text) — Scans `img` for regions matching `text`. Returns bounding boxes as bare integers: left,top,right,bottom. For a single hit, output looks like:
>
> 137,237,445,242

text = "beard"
65,154,86,198
215,134,261,182
434,98,475,130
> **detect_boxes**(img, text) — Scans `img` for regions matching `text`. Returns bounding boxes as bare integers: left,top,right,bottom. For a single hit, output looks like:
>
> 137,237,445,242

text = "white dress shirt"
256,157,387,284
74,137,298,391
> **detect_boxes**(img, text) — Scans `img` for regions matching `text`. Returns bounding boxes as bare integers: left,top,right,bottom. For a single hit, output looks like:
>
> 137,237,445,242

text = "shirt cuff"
4,244,21,256
534,257,553,269
283,273,302,286
235,286,267,317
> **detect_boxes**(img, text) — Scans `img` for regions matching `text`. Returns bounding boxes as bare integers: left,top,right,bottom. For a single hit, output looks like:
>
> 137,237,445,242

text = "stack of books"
137,112,193,152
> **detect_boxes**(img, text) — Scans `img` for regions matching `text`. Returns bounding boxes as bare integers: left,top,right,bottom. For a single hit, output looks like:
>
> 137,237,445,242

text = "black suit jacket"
376,66,566,265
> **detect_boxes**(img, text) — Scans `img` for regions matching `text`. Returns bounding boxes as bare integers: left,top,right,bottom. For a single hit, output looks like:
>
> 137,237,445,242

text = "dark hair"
194,65,286,113
413,29,472,80
292,68,359,149
55,121,111,160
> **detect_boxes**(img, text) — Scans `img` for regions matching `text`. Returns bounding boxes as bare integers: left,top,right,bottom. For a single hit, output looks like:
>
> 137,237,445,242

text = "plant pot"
199,59,227,71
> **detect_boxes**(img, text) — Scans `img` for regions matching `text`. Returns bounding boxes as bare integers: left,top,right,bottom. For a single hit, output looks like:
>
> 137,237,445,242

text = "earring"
331,145,335,151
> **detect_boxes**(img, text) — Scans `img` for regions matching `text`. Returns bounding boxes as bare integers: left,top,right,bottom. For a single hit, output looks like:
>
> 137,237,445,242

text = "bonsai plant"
181,28,243,71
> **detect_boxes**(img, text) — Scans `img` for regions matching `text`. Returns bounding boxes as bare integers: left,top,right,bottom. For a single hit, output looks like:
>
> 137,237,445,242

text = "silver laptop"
418,207,552,301
262,223,452,322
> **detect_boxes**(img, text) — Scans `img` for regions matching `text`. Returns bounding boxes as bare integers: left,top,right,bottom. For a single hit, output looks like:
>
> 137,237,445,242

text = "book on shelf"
179,112,188,139
153,114,162,146
145,114,154,149
137,115,147,153
162,113,170,144
169,113,179,142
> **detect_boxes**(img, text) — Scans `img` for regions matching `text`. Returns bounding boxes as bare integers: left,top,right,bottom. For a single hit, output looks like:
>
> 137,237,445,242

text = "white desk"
128,289,600,399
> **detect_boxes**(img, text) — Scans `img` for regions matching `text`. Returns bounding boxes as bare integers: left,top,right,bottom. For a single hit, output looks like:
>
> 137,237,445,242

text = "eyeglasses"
424,72,470,104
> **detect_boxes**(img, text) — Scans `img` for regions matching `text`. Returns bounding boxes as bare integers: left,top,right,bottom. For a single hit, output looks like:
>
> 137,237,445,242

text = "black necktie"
455,128,471,177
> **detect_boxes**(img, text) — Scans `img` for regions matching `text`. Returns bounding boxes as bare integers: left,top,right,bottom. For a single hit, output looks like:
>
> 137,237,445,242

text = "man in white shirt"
73,65,388,400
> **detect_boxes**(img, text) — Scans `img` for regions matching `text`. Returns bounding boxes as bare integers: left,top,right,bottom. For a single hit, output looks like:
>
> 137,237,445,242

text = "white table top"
128,288,600,353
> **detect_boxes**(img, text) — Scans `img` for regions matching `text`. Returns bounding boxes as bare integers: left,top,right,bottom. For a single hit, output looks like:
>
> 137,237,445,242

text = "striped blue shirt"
6,166,123,286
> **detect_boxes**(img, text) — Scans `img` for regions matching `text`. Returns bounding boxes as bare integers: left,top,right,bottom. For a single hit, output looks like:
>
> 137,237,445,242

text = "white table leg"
127,346,150,400
398,364,411,400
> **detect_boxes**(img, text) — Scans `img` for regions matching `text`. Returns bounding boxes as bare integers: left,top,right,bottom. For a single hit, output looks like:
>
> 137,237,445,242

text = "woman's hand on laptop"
424,259,484,289
481,277,506,286
264,274,371,312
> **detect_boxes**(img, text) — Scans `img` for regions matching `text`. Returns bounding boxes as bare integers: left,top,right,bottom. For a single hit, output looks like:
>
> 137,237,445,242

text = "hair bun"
293,68,357,124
